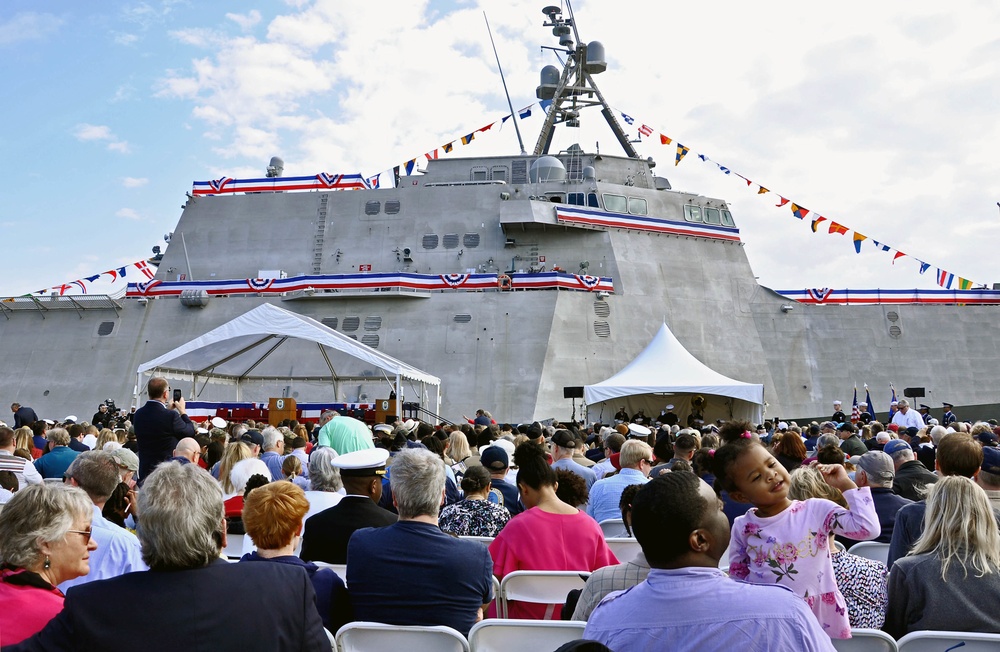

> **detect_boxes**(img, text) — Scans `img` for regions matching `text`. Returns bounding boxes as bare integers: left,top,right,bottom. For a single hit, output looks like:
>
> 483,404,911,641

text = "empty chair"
598,518,629,538
849,541,890,565
831,629,898,652
498,570,591,619
468,619,587,652
605,537,642,562
335,621,469,652
896,630,1000,652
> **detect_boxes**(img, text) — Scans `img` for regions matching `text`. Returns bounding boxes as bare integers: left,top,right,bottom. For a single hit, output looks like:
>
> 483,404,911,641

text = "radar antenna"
533,2,638,158
484,12,527,155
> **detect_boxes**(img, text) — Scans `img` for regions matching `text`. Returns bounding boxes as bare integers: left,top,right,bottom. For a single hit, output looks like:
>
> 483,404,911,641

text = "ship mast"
533,3,638,158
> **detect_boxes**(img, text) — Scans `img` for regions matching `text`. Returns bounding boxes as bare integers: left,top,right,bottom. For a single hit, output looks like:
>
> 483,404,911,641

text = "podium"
374,399,398,425
268,397,297,426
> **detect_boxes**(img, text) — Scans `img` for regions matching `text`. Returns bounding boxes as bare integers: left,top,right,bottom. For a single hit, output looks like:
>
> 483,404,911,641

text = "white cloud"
73,123,131,154
0,12,63,46
227,10,261,32
122,177,148,188
114,32,139,45
116,208,142,220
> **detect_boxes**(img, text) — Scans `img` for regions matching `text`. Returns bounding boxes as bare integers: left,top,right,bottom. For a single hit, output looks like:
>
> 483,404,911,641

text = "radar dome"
585,41,607,74
266,156,285,178
529,156,567,183
536,65,560,100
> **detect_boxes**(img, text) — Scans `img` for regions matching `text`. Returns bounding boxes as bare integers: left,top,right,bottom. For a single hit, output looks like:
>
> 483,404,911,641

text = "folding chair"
468,619,587,652
605,537,642,562
498,570,591,619
598,518,630,538
896,630,1000,652
335,621,469,652
848,541,890,565
831,629,898,652
458,535,495,546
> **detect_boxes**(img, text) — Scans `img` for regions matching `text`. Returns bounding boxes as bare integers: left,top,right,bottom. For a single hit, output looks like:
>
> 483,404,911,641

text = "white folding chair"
848,541,890,565
897,630,1000,652
335,621,469,652
605,537,642,562
832,629,898,652
598,518,630,538
498,570,591,619
312,561,348,585
458,535,495,546
222,533,248,560
468,619,587,652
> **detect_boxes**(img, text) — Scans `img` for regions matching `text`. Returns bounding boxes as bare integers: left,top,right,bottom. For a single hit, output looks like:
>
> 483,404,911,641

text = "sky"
3,0,1000,296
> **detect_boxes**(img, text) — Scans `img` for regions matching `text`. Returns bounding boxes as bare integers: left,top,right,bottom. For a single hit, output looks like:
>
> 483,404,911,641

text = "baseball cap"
887,424,900,432
480,445,509,470
551,430,578,448
240,430,264,447
883,439,911,456
110,447,139,473
855,451,895,482
982,446,1000,475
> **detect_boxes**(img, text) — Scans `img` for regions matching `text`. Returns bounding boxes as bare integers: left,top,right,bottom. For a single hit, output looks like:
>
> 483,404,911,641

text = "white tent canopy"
585,322,764,425
136,303,441,411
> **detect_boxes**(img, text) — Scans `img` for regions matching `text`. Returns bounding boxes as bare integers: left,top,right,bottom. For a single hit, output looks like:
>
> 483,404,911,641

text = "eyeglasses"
66,529,93,543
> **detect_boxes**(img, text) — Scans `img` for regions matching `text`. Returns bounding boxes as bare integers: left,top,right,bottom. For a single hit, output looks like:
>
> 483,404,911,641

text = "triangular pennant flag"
718,165,731,175
443,142,454,153
460,133,475,145
790,203,809,219
518,106,532,119
959,277,973,290
937,269,955,289
404,159,416,175
892,251,906,264
697,154,708,162
501,114,512,124
675,144,689,166
828,222,848,235
757,186,769,194
775,196,789,207
85,275,100,283
638,124,652,137
476,122,494,133
919,262,930,274
853,232,867,253
872,240,891,252
659,133,672,145
621,112,635,125
810,216,828,232
425,149,438,160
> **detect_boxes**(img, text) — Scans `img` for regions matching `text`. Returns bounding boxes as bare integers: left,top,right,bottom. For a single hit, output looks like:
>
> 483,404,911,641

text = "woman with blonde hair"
788,466,888,630
13,427,36,459
448,431,472,477
884,476,1000,638
95,429,117,452
216,442,253,494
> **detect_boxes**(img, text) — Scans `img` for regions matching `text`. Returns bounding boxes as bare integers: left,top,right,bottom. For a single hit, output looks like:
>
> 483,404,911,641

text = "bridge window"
683,204,703,223
704,207,721,225
721,209,735,227
602,193,627,213
628,197,647,216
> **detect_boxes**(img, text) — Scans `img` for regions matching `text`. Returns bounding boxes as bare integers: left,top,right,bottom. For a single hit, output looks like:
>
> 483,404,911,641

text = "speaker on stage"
563,386,584,399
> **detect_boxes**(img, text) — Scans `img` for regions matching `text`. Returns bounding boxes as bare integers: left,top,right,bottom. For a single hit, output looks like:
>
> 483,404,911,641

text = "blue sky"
3,0,1000,296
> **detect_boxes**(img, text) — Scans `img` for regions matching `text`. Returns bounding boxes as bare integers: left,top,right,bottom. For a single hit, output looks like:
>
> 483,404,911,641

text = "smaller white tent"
585,323,764,425
136,303,440,411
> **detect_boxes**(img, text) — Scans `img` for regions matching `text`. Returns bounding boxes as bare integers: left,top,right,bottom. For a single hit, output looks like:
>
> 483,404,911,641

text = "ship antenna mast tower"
533,2,638,158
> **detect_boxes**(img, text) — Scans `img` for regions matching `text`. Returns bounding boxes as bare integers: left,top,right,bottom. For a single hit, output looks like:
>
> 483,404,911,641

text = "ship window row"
601,193,648,216
684,204,735,227
422,233,481,250
364,200,401,215
567,192,600,208
471,166,509,182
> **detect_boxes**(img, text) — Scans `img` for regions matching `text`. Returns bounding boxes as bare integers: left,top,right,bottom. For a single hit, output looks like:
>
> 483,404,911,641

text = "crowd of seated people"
6,384,1000,649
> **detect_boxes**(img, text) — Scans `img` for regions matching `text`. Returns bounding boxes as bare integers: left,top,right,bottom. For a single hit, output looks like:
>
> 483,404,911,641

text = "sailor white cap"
858,402,867,408
196,427,209,435
373,424,393,434
64,415,78,423
331,447,390,477
833,401,842,406
211,416,228,429
628,423,651,438
665,404,674,410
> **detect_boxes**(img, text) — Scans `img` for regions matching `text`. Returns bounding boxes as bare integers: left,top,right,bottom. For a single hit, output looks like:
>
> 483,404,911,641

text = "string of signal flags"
609,106,982,291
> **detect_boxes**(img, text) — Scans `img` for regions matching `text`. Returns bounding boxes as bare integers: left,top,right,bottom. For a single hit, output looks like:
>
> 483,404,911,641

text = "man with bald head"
170,437,201,465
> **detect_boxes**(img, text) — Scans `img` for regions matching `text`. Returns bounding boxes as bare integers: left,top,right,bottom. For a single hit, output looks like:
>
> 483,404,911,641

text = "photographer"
132,378,194,481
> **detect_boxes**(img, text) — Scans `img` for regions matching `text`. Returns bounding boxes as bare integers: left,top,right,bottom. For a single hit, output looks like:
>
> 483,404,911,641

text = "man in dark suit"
10,402,37,429
9,461,329,652
133,377,195,481
300,448,396,564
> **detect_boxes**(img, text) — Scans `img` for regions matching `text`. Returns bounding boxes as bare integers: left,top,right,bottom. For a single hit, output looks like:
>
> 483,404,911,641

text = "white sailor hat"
628,423,651,438
373,424,393,435
833,401,842,406
330,447,390,477
665,404,674,410
64,415,78,423
211,416,228,429
858,402,867,408
196,427,209,435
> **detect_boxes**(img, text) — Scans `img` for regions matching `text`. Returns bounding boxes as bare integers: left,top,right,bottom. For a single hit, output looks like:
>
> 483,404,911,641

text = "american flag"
850,387,860,424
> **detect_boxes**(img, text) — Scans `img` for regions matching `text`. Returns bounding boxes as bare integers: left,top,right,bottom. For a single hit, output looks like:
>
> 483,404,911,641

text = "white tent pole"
396,372,401,416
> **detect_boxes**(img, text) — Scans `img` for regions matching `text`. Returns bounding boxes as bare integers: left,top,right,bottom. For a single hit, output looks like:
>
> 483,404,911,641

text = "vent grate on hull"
321,317,338,330
594,321,611,337
342,316,360,332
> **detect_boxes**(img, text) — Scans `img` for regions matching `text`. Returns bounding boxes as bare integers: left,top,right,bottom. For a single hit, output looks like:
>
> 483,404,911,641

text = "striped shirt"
0,450,42,489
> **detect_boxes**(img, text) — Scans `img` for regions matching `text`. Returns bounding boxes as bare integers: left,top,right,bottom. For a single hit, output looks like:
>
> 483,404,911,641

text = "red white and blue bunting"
777,288,1000,305
27,259,156,297
193,173,369,196
127,271,614,298
555,207,741,243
